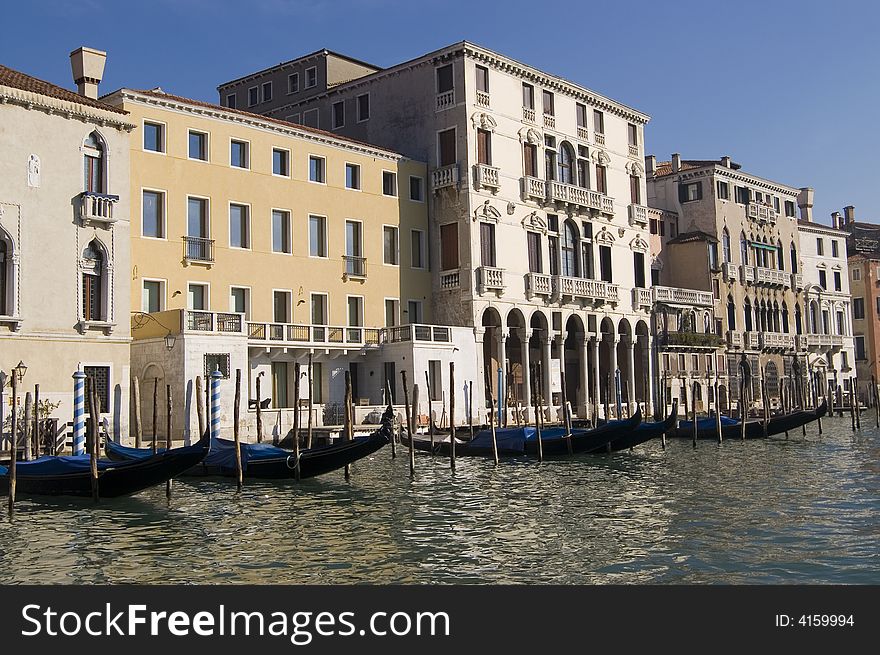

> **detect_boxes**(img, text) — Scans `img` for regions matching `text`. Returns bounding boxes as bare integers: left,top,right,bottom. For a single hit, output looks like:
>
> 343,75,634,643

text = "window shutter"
440,223,459,271
696,181,703,200
678,184,688,203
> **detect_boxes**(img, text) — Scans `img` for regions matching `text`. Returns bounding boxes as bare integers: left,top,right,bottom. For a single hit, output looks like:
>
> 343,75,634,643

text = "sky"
2,0,877,225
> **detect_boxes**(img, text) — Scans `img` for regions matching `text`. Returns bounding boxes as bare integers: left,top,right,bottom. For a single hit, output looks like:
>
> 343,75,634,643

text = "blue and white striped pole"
210,368,222,441
73,370,87,455
615,368,623,418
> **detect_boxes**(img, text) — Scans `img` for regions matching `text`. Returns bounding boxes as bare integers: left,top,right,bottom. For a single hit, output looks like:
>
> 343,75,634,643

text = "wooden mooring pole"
485,368,499,466
424,371,434,453
854,377,861,431
691,380,698,449
714,376,722,444
306,354,314,449
560,369,573,455
165,384,173,499
530,363,544,463
761,367,769,439
33,384,40,457
849,378,856,431
449,362,456,471
468,380,474,439
255,373,264,443
134,376,143,448
152,377,158,454
194,375,204,441
740,377,747,442
8,374,18,516
401,370,415,476
233,370,243,490
873,376,880,428
88,377,100,503
384,378,395,460
343,370,352,481
23,391,32,462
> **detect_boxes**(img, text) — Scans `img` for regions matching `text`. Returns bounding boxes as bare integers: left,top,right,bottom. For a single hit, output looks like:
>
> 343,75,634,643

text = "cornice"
0,84,134,131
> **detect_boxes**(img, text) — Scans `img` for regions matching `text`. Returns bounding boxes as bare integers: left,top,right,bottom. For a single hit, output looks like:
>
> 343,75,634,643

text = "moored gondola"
0,435,209,498
595,400,678,452
667,398,827,440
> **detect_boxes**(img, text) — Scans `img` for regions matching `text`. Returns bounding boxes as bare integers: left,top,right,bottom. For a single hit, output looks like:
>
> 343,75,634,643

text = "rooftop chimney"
797,187,814,222
671,153,681,173
70,46,106,99
844,205,855,225
645,155,656,176
831,212,841,229
721,156,732,168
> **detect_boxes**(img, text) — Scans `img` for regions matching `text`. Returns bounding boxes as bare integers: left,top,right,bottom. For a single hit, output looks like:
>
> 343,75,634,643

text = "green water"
1,415,878,584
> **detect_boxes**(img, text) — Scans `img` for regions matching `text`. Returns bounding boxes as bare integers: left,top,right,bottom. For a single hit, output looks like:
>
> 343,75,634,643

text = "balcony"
435,90,454,111
801,333,845,350
247,321,381,349
546,180,614,216
525,272,552,298
741,265,789,287
726,330,743,348
746,203,777,223
759,332,796,351
474,164,500,191
628,144,639,158
632,287,652,310
183,236,214,264
521,176,546,203
653,286,714,307
187,310,244,334
577,126,589,141
477,266,505,294
343,255,366,279
722,262,739,282
543,113,556,129
383,324,451,344
658,331,723,349
440,270,460,290
552,276,619,304
522,106,536,123
743,331,761,350
80,192,119,227
628,203,648,228
792,273,804,289
475,90,490,108
594,132,606,146
431,163,459,191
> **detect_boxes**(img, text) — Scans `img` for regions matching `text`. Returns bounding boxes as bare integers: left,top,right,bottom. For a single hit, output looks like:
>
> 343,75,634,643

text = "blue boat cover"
678,416,739,429
0,454,132,477
468,428,531,452
203,438,292,473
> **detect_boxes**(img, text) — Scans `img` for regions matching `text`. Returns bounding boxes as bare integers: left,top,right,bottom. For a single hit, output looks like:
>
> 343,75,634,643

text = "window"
311,293,328,325
436,64,453,93
717,180,729,200
791,244,798,273
188,283,208,310
407,300,423,324
383,226,399,265
876,297,880,316
630,175,641,204
841,351,849,369
248,87,258,106
475,65,489,93
229,204,250,249
382,171,398,196
142,190,164,238
288,73,299,93
346,163,361,190
834,271,842,291
311,362,323,403
855,335,866,360
357,93,370,122
735,186,749,204
557,142,575,184
230,287,249,317
438,129,456,166
81,241,104,322
853,268,861,281
522,83,535,110
143,121,164,153
230,139,249,168
593,110,604,134
271,362,288,408
411,230,425,269
184,201,209,249
634,251,646,288
561,221,578,276
272,210,291,254
302,109,319,128
188,130,208,161
273,290,291,323
480,222,496,267
345,221,363,276
576,103,587,129
262,81,272,102
816,238,824,256
142,280,164,313
477,129,492,166
332,101,344,129
347,296,363,327
542,90,554,116
627,123,638,146
204,354,230,380
309,156,325,183
309,215,327,257
305,66,317,88
832,240,839,257
523,143,538,177
384,299,399,327
225,94,236,109
577,146,589,188
527,232,543,273
595,165,607,194
722,229,731,263
599,245,612,282
819,269,827,290
440,223,459,270
680,181,702,202
853,298,865,320
774,196,781,212
409,176,424,202
271,148,289,177
784,200,796,217
548,234,559,276
83,366,110,412
287,113,301,125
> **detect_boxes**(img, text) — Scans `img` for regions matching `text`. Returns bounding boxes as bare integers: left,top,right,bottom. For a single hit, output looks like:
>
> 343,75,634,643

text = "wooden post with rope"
233,370,243,491
134,377,143,448
165,384,173,499
194,375,204,440
449,362,456,471
401,370,415,476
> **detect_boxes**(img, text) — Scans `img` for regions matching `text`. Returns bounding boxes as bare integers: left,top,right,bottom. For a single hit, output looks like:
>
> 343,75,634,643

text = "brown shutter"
438,129,456,166
523,144,536,177
440,223,459,270
480,222,495,267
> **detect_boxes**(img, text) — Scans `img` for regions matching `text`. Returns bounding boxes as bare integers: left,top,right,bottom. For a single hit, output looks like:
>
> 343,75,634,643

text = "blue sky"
2,0,877,224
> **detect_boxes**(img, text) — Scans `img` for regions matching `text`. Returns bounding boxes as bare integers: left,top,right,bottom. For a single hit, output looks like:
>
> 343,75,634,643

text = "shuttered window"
477,129,491,165
438,129,456,166
480,222,496,267
527,232,542,273
440,223,459,271
523,143,537,177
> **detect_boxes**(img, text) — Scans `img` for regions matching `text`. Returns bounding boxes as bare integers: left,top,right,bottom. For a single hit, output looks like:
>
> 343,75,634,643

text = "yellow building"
104,88,446,440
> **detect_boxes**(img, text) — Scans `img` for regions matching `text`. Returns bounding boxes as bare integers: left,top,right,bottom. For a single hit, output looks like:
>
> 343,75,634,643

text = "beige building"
103,88,468,440
0,49,132,443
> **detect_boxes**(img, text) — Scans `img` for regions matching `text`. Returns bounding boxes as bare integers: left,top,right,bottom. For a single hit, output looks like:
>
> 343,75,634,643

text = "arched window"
0,236,7,316
740,232,749,266
722,229,731,263
561,220,579,277
83,131,105,193
790,242,798,274
782,302,789,333
773,301,780,332
795,303,802,335
809,302,818,334
777,240,784,271
727,295,736,330
557,142,575,184
744,298,753,331
82,240,104,321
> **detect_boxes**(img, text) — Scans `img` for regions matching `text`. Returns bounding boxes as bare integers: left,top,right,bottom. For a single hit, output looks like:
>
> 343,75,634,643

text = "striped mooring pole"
72,370,87,455
210,368,222,441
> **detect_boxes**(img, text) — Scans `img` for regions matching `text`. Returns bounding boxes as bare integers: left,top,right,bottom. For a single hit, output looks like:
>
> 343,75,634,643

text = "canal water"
1,415,878,584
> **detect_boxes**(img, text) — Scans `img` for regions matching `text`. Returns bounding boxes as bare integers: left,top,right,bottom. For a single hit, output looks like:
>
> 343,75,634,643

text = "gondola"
597,400,678,452
667,398,827,440
0,435,209,498
400,408,642,458
105,407,392,480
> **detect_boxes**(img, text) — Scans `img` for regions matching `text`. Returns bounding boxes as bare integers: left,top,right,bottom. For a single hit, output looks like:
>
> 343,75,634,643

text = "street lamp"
13,360,27,383
163,333,176,351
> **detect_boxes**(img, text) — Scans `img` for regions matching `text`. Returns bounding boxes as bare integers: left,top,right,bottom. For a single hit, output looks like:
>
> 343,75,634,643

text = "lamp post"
0,370,7,451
